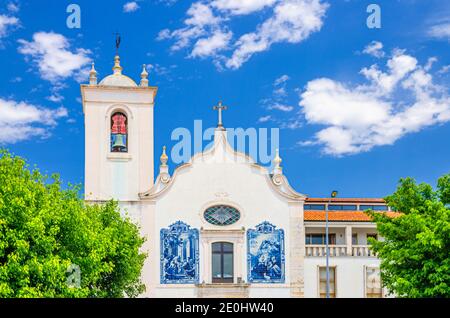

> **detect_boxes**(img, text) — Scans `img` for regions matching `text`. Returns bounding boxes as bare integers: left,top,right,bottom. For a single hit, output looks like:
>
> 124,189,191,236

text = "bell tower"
81,55,157,202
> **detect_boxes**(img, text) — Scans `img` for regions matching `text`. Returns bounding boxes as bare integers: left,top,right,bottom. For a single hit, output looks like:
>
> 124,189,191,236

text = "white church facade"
81,55,393,298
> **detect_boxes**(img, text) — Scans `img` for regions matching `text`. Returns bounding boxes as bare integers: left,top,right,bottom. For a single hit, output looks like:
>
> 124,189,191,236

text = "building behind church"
81,54,394,298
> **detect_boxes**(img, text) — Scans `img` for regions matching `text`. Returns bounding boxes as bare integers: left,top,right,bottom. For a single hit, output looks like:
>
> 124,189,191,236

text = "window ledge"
196,283,250,288
107,152,132,161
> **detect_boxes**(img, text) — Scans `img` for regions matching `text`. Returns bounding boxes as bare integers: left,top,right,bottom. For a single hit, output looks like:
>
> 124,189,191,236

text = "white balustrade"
305,245,376,257
305,245,347,257
351,245,376,257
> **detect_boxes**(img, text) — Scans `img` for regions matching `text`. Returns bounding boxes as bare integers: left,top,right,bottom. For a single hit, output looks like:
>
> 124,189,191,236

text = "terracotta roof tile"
304,210,401,222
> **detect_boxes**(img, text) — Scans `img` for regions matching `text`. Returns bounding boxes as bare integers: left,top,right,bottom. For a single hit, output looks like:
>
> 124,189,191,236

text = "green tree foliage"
367,174,450,297
0,150,146,297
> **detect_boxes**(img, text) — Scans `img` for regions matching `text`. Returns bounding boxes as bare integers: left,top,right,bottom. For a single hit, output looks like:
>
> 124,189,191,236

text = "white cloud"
227,0,328,69
273,86,287,97
147,63,175,76
363,41,384,58
428,22,450,41
298,45,450,156
211,0,277,15
47,93,64,103
424,57,438,71
18,32,92,83
438,65,450,74
190,30,232,58
0,98,67,144
0,14,19,39
261,74,295,112
123,2,140,13
258,115,272,123
157,28,171,40
268,103,294,112
158,0,328,69
185,2,221,27
274,74,290,86
258,74,298,126
160,2,224,53
7,2,19,13
281,119,302,130
360,50,417,94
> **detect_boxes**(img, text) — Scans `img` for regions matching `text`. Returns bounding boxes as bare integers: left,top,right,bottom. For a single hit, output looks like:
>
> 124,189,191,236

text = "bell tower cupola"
81,53,158,202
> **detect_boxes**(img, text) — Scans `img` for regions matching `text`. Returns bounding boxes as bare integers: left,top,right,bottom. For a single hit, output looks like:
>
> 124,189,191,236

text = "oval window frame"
203,205,241,226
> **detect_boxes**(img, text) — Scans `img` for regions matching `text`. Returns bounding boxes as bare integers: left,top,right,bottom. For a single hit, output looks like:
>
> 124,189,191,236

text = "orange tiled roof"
304,210,401,222
305,198,386,203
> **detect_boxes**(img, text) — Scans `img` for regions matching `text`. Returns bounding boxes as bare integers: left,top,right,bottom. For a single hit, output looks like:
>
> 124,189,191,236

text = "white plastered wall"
141,131,304,298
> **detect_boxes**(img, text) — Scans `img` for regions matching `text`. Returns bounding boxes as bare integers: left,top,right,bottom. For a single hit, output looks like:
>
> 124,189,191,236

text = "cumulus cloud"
190,30,232,58
186,2,221,27
18,32,92,83
158,2,222,53
123,1,140,13
227,0,328,69
158,0,328,69
359,49,417,94
298,45,450,156
0,98,67,144
363,41,384,58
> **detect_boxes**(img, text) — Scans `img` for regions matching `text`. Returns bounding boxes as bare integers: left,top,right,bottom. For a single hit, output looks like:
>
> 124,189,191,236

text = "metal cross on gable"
213,101,227,129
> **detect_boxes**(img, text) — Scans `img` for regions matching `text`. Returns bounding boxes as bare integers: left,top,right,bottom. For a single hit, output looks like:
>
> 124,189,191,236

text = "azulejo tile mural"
247,221,285,283
160,221,199,284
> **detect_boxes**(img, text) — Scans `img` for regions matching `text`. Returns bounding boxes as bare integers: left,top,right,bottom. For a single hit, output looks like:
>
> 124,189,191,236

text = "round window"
204,205,240,226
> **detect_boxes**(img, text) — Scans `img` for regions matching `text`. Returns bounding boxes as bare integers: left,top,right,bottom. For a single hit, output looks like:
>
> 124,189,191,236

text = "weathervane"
213,101,227,129
115,32,121,55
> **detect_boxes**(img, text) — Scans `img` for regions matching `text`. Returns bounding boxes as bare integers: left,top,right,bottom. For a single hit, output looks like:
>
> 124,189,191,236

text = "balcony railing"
305,245,347,257
352,245,376,257
305,245,376,257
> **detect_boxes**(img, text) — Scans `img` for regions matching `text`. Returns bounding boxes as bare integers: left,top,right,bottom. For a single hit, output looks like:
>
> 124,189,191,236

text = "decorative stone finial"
140,64,149,87
274,149,282,165
89,62,97,85
112,55,123,75
273,148,283,175
160,146,168,166
159,146,170,183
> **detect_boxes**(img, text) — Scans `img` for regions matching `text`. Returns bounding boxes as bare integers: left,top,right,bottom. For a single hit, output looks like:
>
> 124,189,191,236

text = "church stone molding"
196,283,250,298
200,228,246,284
105,103,135,120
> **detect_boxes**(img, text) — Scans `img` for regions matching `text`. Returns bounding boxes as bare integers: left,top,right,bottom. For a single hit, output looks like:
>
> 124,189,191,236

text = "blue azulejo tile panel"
160,221,199,284
247,221,285,283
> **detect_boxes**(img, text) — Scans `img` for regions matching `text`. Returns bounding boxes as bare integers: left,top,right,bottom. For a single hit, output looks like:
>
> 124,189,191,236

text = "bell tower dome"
81,55,157,202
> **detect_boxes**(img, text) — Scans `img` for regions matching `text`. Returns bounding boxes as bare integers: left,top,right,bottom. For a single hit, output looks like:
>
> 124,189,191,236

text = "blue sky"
0,0,449,198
